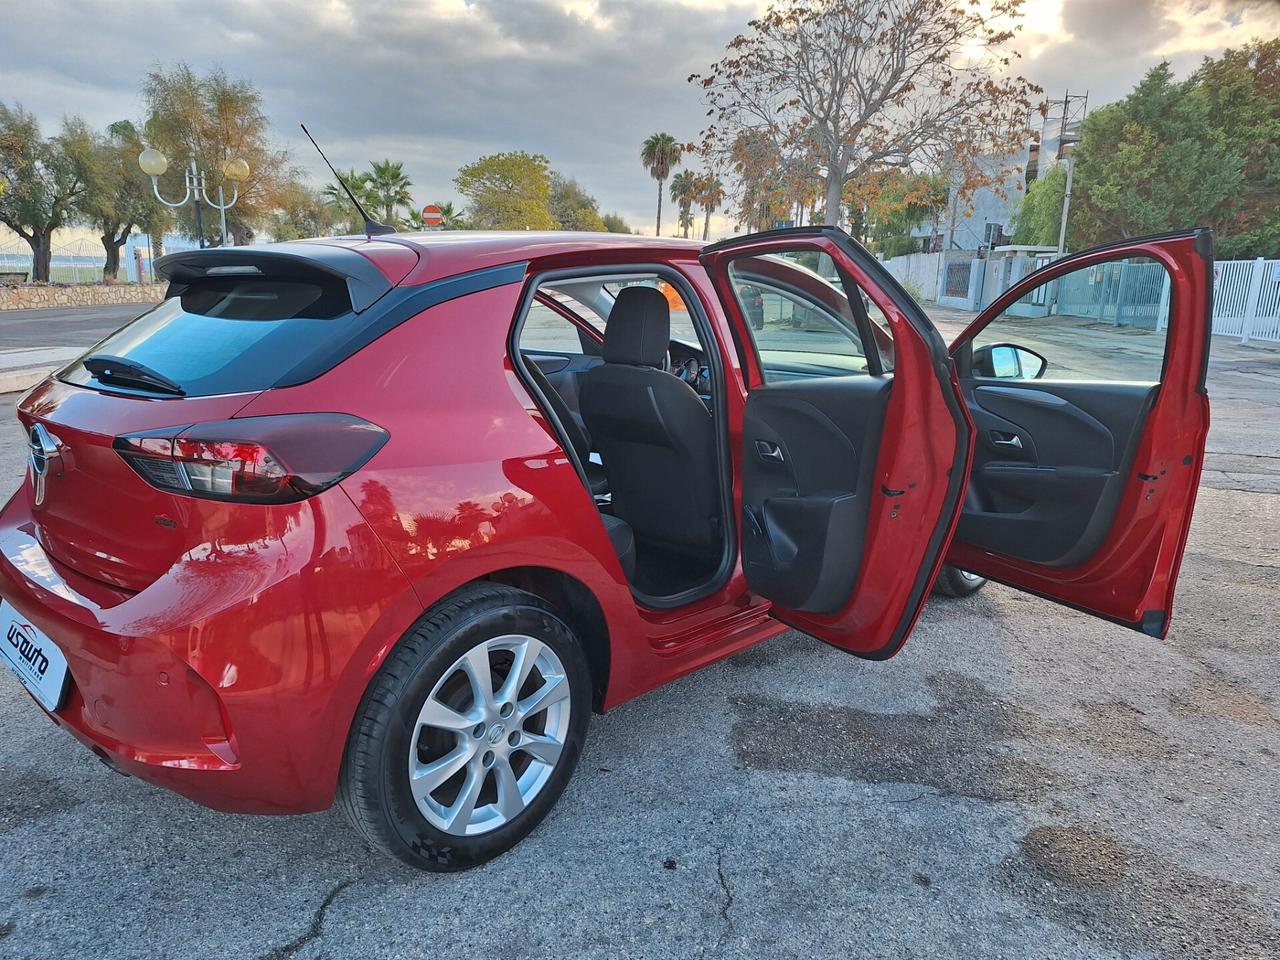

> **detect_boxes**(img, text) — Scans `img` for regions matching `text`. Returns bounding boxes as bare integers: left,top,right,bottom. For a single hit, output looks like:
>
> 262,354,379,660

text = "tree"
549,174,606,231
435,201,467,230
141,63,290,245
677,203,695,238
266,182,339,240
696,173,725,241
1010,164,1066,247
76,120,167,281
641,132,682,235
669,170,698,238
1068,62,1246,252
454,151,555,230
856,169,947,254
402,200,466,231
692,0,1040,228
600,212,633,234
322,168,378,234
1191,39,1280,258
0,103,94,281
367,159,413,224
728,130,794,231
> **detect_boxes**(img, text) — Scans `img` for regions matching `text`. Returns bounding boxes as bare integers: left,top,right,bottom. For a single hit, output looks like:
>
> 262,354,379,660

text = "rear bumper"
0,487,421,814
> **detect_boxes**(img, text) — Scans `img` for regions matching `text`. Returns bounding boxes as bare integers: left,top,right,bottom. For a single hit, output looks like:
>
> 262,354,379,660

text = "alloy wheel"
407,634,571,836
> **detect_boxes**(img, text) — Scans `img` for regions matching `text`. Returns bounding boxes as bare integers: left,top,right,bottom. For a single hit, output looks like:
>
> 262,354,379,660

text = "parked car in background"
0,226,1212,870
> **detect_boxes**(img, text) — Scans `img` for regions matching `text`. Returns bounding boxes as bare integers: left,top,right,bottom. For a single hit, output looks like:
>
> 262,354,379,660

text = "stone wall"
0,283,167,312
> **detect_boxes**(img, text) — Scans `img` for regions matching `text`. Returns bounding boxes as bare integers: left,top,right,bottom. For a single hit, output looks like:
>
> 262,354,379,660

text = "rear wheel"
338,584,591,871
932,565,988,598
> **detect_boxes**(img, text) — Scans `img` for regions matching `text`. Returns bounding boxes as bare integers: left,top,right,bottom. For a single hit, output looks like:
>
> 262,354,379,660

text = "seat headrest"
603,286,671,368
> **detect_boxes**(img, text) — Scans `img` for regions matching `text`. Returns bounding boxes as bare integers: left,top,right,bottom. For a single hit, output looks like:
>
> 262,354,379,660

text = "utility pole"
1057,154,1075,255
1045,90,1088,255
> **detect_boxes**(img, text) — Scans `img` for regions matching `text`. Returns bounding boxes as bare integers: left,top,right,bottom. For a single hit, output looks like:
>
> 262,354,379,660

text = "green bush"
878,235,921,259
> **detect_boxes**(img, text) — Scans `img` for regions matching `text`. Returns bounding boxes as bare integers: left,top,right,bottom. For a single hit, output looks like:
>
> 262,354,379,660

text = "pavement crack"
715,848,735,929
255,881,353,960
887,789,942,803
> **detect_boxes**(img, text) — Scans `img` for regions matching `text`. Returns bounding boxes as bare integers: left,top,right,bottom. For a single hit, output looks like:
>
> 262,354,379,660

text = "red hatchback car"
0,226,1211,870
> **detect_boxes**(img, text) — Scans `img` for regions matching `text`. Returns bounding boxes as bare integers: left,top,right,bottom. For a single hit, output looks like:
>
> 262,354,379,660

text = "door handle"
755,440,786,462
990,431,1023,450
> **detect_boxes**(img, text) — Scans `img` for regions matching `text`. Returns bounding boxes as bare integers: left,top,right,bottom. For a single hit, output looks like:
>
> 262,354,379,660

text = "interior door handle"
990,431,1023,449
755,440,785,462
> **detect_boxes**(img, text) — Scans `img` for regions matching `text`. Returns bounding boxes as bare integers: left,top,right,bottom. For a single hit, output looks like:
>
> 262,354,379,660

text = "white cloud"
1,0,1272,239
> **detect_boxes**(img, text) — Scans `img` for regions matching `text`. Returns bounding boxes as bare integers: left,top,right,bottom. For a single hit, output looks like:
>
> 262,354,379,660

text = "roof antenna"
300,123,396,238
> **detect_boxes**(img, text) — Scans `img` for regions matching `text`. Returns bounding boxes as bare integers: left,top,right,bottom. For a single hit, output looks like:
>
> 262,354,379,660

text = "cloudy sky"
2,0,1277,238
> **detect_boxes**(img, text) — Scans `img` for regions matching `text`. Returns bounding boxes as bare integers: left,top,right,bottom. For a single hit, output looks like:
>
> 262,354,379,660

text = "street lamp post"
138,149,249,248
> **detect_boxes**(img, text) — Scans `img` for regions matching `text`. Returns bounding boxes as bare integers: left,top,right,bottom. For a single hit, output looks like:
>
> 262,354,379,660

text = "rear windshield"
60,277,355,398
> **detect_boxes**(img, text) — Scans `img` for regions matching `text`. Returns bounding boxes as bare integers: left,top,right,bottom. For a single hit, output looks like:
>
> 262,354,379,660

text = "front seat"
580,286,720,560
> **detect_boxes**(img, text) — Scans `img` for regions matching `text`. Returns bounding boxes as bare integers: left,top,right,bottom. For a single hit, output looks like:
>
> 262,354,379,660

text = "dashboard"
757,350,871,380
669,336,874,391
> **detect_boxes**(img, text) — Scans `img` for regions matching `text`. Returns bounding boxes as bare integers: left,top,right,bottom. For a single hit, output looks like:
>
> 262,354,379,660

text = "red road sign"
421,204,443,228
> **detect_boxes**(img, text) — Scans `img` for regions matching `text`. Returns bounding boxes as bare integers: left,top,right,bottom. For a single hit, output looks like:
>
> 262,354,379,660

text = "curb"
0,367,53,396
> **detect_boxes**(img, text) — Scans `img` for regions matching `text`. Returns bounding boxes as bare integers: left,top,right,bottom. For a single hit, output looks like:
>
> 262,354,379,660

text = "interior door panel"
946,229,1212,637
959,380,1159,566
527,354,571,375
701,226,969,657
740,376,890,612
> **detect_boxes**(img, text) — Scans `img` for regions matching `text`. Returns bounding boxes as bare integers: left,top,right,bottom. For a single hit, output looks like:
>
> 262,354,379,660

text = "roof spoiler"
154,243,394,313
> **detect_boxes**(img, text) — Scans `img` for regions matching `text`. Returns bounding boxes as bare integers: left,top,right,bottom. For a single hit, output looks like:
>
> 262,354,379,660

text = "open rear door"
701,227,972,658
945,229,1213,637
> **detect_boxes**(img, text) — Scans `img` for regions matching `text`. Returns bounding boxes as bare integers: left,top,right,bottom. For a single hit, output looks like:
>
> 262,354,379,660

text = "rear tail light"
114,414,388,504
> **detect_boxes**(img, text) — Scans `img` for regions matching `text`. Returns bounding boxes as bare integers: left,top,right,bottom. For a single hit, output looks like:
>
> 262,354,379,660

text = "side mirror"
972,342,1047,380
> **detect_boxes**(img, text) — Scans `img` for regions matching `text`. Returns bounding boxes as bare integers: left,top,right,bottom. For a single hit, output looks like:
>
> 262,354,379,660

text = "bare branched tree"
692,0,1042,228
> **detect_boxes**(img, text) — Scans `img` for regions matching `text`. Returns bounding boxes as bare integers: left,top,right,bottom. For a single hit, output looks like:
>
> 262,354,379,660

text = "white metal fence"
1211,258,1280,344
0,236,171,285
1053,259,1169,329
882,250,1280,344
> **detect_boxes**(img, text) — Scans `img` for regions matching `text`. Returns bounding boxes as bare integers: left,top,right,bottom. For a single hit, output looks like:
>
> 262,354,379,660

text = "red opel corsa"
0,227,1211,870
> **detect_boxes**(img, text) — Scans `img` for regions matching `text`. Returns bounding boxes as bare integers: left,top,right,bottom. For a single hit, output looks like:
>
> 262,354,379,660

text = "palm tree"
640,133,682,236
678,206,695,238
697,173,725,242
436,201,466,229
322,167,372,207
402,201,467,231
367,159,413,223
669,170,698,239
323,168,377,233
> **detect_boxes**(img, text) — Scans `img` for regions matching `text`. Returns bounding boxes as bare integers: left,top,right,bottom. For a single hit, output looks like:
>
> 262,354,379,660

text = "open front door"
945,229,1213,637
701,227,972,658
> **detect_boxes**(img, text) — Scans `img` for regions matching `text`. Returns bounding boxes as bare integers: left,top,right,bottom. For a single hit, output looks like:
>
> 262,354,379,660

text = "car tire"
932,565,988,598
338,583,591,871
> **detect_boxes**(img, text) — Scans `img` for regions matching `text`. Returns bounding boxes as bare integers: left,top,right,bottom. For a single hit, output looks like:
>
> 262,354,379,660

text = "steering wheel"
674,357,699,384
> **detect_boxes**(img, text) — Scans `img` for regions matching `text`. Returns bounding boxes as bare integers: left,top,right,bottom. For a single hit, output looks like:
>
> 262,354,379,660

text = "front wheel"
932,565,988,598
338,584,591,871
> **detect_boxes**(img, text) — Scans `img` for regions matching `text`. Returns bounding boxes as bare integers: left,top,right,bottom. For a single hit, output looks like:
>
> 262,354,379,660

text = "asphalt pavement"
0,303,145,350
0,303,150,394
0,305,1276,959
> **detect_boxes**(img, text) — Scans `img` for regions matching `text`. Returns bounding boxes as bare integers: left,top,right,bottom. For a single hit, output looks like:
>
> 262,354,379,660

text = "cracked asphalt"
0,317,1277,959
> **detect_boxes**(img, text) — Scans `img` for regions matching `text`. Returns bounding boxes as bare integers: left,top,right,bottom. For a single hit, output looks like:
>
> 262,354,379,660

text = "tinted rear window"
61,277,355,397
